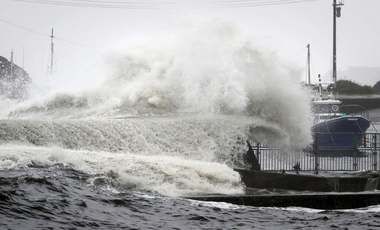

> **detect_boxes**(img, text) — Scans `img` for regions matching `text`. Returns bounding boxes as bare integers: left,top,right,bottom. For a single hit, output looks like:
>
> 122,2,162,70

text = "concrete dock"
184,169,380,210
234,169,380,192
184,192,380,210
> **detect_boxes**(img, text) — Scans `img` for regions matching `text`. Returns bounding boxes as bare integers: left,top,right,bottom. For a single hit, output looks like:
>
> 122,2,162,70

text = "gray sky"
1,0,379,87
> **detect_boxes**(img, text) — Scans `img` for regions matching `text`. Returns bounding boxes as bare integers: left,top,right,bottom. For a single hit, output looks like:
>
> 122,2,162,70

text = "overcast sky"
1,0,379,88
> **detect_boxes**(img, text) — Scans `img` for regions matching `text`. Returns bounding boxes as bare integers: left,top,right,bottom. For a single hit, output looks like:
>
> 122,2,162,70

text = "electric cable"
10,0,319,9
0,18,97,48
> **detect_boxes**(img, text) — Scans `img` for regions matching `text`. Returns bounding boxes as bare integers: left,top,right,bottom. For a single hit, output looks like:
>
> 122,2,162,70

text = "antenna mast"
333,0,344,88
50,28,54,77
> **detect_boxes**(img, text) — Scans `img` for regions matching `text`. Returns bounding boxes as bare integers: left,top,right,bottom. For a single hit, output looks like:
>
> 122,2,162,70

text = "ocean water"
2,164,380,230
1,20,379,229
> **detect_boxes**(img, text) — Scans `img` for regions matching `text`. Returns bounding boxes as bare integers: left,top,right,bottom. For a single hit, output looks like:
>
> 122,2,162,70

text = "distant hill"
0,55,31,100
338,66,380,87
327,80,374,95
374,81,380,93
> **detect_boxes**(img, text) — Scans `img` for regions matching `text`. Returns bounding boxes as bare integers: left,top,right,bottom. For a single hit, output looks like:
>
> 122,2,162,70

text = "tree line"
330,80,380,94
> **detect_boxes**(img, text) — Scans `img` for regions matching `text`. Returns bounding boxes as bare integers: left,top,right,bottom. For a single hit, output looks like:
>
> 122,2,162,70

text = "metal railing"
250,133,379,174
340,105,369,119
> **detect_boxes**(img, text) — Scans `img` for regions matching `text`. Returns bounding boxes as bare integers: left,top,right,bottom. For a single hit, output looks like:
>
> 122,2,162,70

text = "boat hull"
311,116,371,155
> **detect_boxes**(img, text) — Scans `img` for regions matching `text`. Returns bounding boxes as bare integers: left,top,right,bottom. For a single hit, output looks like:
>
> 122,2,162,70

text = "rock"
0,55,31,101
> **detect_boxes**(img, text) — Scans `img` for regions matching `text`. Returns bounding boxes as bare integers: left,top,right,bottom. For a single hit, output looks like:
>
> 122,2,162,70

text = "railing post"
257,143,261,170
315,133,319,175
353,133,358,171
374,134,378,171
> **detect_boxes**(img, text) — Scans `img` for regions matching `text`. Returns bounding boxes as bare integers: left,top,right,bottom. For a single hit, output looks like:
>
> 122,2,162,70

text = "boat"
311,80,371,156
307,2,372,156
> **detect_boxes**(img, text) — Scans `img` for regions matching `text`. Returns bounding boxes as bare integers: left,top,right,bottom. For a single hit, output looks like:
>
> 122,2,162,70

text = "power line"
11,0,319,9
12,0,317,8
0,18,47,37
54,37,96,48
3,0,319,46
0,18,97,48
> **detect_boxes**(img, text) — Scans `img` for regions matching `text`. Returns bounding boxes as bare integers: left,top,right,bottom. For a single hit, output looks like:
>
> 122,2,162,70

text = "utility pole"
23,47,25,70
50,28,54,77
10,50,14,99
307,44,311,85
10,50,14,80
333,0,344,88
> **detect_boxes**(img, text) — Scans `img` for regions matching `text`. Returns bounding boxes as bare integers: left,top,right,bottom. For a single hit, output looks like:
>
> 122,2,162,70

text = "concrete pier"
185,192,380,210
183,169,380,209
234,169,379,192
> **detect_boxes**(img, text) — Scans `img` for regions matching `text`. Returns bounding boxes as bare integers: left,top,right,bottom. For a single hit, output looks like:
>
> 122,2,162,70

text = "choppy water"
1,20,379,229
2,164,380,230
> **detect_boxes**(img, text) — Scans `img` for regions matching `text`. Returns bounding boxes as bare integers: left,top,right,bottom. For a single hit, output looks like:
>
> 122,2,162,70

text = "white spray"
1,19,313,195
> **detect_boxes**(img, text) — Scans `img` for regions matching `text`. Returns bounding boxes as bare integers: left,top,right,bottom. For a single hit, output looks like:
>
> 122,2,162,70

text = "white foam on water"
0,145,243,196
334,204,380,213
189,200,242,210
0,116,284,167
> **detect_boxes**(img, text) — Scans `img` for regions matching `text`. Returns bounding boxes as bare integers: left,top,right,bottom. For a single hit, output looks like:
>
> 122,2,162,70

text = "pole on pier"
332,0,344,88
10,50,14,98
307,44,311,85
50,28,54,77
10,50,13,80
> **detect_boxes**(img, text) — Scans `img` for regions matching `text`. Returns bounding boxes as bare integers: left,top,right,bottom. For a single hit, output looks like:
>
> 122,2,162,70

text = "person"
293,162,301,174
245,140,260,170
